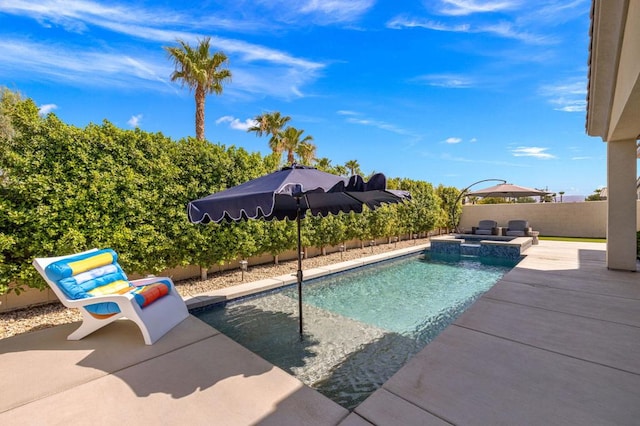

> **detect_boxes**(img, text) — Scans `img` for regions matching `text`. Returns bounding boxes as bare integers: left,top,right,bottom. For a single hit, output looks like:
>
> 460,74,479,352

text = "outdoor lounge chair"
472,220,499,235
504,220,532,237
33,248,189,345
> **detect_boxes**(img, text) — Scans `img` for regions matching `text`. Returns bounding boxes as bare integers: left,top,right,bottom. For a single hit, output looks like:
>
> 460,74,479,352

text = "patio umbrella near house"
187,164,410,337
467,183,553,199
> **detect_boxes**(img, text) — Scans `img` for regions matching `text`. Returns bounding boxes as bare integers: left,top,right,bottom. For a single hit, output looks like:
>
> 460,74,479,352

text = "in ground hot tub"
429,234,532,260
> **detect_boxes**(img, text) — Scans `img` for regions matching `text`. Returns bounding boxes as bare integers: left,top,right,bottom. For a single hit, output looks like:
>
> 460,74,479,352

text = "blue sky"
1,0,609,197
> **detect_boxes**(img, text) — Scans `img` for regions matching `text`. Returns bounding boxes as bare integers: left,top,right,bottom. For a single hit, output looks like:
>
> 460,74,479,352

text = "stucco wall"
460,200,640,238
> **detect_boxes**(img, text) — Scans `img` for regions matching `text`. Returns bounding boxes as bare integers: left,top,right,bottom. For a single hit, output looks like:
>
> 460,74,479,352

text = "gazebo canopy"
467,183,552,198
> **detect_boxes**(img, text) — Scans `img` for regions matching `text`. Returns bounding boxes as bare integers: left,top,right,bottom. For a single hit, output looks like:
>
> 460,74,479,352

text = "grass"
539,236,606,243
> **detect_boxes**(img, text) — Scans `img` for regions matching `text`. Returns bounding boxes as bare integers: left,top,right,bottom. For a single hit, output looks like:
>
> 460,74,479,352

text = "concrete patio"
1,241,639,425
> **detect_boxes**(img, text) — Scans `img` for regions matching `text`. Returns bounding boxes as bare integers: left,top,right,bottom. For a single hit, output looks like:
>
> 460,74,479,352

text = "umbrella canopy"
187,164,410,337
466,183,552,198
188,165,406,223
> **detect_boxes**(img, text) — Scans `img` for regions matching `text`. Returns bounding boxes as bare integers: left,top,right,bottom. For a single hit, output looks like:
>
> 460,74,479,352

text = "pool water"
195,253,518,410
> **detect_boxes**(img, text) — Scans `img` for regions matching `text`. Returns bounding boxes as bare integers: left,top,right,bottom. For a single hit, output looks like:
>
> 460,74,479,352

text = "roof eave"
585,0,629,141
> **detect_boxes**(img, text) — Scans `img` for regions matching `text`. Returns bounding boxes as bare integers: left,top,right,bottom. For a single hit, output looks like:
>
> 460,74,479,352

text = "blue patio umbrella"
187,164,410,337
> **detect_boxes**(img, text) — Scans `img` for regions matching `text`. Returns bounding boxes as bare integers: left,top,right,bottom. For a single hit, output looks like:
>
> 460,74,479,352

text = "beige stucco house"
586,0,639,271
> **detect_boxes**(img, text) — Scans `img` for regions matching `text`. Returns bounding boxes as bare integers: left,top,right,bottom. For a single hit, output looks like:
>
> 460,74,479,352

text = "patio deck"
1,241,639,425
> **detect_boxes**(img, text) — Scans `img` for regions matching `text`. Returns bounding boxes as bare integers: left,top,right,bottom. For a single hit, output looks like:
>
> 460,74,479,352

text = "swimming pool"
194,252,518,409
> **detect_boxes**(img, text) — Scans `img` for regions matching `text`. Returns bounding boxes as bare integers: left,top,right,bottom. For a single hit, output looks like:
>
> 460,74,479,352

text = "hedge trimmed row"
0,90,458,294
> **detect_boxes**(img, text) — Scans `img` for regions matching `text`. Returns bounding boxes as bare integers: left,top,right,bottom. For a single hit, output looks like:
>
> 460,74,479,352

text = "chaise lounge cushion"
473,220,498,235
505,220,531,237
45,249,120,281
45,248,171,316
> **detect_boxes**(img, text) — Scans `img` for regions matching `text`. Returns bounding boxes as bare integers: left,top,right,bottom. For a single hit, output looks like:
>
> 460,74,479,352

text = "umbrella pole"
296,198,304,339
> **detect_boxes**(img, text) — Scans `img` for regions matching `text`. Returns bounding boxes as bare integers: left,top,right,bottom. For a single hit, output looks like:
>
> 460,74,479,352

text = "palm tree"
314,157,332,171
558,191,565,202
165,37,231,140
247,112,291,156
280,127,313,165
296,140,317,165
345,159,361,176
334,165,348,177
585,188,605,201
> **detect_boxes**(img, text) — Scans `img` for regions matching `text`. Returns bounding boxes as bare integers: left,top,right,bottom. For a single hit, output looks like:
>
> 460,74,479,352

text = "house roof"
586,0,640,143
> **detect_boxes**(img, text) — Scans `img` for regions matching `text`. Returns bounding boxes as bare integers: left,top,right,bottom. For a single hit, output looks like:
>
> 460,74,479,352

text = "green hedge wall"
0,90,457,294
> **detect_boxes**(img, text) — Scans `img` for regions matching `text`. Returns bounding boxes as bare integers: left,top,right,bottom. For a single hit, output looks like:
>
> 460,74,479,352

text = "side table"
529,231,540,245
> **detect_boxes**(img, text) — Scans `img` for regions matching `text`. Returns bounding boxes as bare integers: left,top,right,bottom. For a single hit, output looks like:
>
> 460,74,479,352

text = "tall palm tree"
314,157,332,171
247,112,291,156
165,37,231,140
345,159,361,176
280,127,313,165
296,140,317,165
334,165,348,177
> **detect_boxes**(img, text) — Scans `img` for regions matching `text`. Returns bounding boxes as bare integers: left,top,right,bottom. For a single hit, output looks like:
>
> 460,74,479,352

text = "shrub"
0,88,446,293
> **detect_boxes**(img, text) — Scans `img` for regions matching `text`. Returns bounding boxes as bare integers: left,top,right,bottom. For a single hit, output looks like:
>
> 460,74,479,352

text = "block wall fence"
459,200,640,238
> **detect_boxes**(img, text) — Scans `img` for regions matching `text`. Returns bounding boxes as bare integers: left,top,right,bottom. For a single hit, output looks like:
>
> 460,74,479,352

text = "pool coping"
183,243,430,311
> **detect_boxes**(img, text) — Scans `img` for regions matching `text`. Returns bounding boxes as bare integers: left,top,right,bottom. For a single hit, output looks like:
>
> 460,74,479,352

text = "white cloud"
446,137,462,144
0,1,325,99
298,0,374,23
0,38,173,91
242,0,374,25
341,113,417,137
440,152,531,167
387,17,470,32
523,0,589,26
38,103,58,115
554,102,586,112
413,73,474,88
387,0,560,46
345,117,405,134
479,21,554,44
469,137,477,143
437,0,521,16
0,0,256,34
216,116,257,131
539,80,586,97
387,16,552,45
128,114,143,127
339,111,423,142
511,146,556,159
539,78,587,112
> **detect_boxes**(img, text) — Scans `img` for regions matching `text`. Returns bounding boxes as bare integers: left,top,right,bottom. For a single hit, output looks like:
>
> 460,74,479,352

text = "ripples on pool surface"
195,253,518,410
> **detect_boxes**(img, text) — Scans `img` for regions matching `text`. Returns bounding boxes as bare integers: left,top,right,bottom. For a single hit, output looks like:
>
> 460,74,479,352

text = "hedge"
0,89,458,294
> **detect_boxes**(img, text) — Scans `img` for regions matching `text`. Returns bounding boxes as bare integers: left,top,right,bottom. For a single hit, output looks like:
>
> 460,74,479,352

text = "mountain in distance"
558,195,586,202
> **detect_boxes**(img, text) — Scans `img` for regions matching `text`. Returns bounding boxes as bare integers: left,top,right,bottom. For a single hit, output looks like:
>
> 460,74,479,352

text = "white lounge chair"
33,248,189,345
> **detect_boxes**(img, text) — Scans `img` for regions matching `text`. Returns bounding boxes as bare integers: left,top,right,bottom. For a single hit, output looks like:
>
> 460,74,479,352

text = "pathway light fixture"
239,259,248,281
